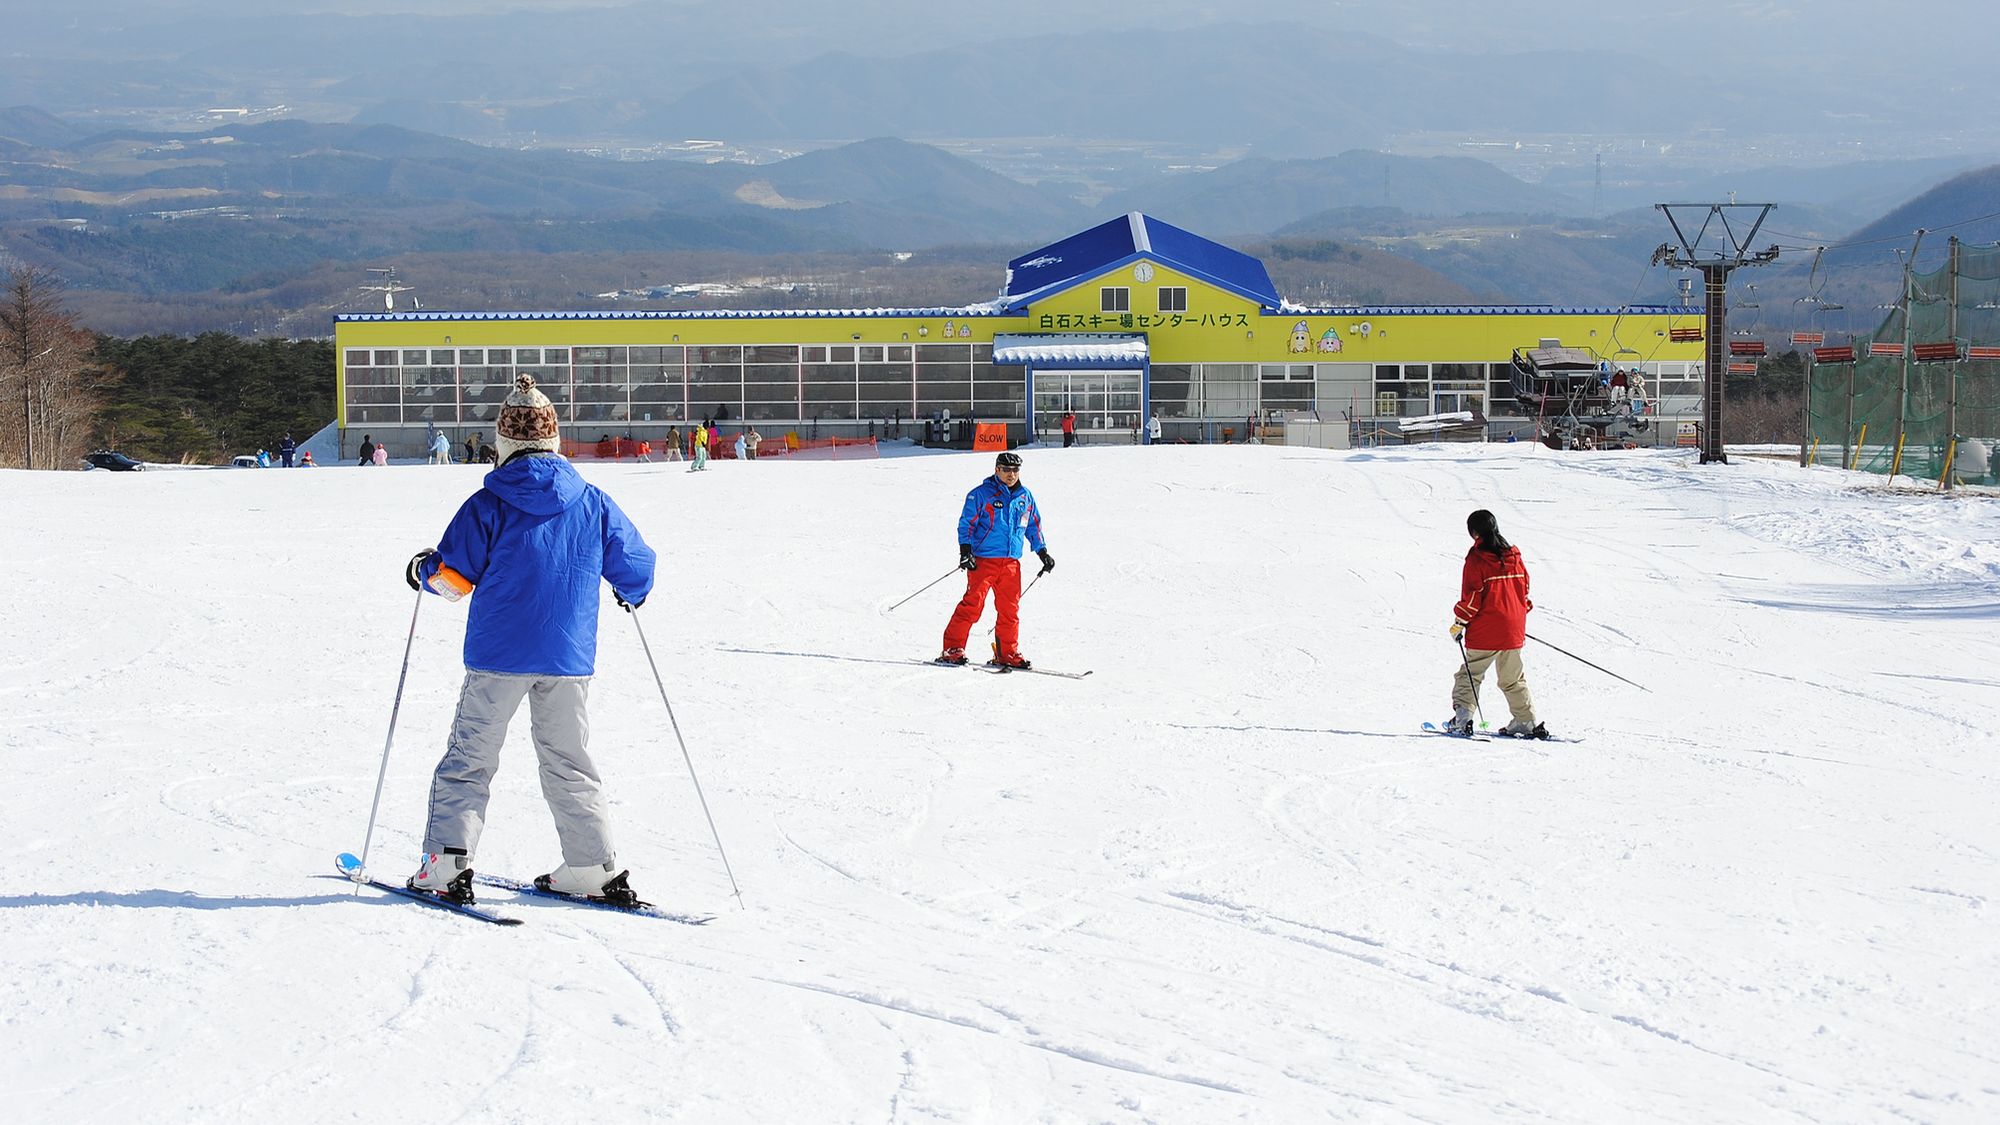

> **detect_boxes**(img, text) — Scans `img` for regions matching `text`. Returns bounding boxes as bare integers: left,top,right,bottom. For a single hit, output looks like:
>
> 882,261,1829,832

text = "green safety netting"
1805,240,2000,486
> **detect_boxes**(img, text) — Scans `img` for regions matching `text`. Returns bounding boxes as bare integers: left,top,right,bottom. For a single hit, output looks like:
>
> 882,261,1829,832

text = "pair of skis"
334,853,713,927
1420,722,1578,744
926,657,1093,680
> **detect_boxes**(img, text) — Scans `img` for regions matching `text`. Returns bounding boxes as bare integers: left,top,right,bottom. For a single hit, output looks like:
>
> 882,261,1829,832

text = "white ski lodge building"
332,214,1707,455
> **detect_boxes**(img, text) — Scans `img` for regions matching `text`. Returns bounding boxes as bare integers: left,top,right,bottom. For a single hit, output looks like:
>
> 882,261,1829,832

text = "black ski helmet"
996,451,1023,470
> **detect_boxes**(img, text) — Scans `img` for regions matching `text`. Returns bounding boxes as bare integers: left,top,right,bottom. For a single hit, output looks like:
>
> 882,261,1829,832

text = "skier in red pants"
938,451,1053,669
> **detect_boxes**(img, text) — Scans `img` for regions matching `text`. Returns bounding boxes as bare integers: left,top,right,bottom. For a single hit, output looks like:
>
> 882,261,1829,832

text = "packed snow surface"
3,443,1997,1123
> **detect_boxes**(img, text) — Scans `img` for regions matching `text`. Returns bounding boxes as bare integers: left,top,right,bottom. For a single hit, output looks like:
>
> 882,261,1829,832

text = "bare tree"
0,265,95,470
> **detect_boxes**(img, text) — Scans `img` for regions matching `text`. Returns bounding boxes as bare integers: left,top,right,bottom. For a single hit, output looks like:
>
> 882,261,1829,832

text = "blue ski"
334,853,522,926
473,873,715,926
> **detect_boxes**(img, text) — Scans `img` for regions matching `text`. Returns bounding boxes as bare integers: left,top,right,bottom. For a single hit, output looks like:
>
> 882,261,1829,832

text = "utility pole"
1652,203,1780,464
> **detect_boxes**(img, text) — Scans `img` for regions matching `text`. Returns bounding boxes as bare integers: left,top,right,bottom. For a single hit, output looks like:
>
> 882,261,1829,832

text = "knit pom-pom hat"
495,374,560,463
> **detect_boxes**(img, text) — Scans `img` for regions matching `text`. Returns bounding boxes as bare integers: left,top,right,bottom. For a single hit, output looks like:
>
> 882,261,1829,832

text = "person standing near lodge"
937,451,1054,670
746,427,762,461
464,432,479,465
1147,412,1161,444
429,429,451,465
1445,509,1550,739
403,374,659,905
733,430,747,461
358,434,376,466
1061,410,1077,448
278,432,296,468
689,421,709,472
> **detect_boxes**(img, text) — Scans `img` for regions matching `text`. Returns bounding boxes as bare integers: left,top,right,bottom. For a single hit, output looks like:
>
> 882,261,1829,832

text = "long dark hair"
1467,508,1511,554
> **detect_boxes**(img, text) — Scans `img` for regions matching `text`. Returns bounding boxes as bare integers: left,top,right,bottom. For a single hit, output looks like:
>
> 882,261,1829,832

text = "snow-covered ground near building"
3,443,1997,1124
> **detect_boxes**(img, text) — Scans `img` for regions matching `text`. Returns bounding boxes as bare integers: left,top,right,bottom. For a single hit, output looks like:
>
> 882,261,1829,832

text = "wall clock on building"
1133,262,1155,283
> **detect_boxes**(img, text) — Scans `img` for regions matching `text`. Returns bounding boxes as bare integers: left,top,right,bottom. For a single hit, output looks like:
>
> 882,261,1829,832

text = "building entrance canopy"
992,334,1149,368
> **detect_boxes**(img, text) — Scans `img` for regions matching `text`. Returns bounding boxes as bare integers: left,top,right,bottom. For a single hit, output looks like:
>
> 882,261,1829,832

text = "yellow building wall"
333,251,1707,420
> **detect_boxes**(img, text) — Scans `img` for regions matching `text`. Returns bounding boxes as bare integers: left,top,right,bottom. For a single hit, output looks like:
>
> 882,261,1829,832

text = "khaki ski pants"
1452,647,1537,725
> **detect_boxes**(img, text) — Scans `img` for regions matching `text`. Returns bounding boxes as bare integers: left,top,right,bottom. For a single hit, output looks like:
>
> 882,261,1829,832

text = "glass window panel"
1100,287,1130,312
857,346,883,363
859,383,911,402
806,400,857,420
543,347,569,367
373,350,399,366
428,349,454,365
346,385,400,404
695,346,741,365
574,346,626,365
917,344,970,364
1150,364,1195,417
804,363,854,387
743,382,799,405
688,405,741,428
801,346,827,363
691,364,741,388
400,349,428,365
482,349,510,366
888,345,912,362
746,345,797,364
575,363,625,384
745,364,794,386
1200,363,1257,417
462,372,510,404
402,365,455,391
572,402,629,423
345,366,395,387
804,380,856,404
576,384,629,405
345,349,371,367
630,402,684,423
513,348,541,365
350,404,399,425
831,346,855,363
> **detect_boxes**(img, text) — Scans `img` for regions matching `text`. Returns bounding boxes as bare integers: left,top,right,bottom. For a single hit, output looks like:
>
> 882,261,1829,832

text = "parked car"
82,450,145,471
230,454,261,468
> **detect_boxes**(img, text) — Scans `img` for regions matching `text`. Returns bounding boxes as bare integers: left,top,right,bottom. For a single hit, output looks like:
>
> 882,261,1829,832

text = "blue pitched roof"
1002,213,1281,313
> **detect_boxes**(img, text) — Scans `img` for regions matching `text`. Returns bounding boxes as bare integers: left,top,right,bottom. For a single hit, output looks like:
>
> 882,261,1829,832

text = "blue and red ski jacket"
957,475,1046,559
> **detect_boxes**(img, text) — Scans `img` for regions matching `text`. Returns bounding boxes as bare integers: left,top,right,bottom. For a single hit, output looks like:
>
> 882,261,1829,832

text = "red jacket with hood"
1453,544,1532,650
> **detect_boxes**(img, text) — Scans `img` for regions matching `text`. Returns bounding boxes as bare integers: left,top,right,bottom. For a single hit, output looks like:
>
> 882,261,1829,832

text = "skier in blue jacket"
938,450,1053,669
404,374,657,905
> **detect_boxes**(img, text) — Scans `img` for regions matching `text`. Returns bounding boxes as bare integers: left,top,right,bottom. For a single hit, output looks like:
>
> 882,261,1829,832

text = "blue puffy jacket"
416,455,656,676
957,475,1047,559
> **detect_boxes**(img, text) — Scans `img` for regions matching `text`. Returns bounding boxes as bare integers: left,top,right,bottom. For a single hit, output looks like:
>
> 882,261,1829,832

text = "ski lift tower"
1651,203,1779,464
358,266,416,312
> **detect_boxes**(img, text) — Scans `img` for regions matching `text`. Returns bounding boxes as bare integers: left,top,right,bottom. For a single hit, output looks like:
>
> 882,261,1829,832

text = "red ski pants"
942,557,1021,655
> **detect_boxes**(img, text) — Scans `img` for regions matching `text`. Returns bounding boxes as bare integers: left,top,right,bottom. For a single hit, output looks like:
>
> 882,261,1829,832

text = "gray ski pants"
422,669,615,867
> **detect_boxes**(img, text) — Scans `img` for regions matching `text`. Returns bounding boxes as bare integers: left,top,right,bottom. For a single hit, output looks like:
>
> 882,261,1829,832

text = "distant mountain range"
1,113,1993,339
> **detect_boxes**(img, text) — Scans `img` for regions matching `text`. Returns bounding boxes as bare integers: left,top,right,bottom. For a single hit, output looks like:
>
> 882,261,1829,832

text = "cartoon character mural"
1289,321,1312,354
1317,328,1343,354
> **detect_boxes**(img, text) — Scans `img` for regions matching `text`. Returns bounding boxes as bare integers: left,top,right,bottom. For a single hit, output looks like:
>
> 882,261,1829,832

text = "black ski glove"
1036,549,1055,575
958,543,975,571
405,548,436,591
615,591,644,613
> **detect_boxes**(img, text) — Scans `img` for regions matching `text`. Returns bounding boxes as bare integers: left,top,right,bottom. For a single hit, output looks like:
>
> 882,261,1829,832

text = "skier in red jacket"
1446,509,1549,738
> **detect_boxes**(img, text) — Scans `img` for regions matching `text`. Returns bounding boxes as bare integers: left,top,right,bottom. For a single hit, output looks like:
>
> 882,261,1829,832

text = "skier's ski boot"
409,848,475,903
1502,720,1551,740
1443,710,1474,736
537,859,637,905
936,647,968,666
991,650,1032,670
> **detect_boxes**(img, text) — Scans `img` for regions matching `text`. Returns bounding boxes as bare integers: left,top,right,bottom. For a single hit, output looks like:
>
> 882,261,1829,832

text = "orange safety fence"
563,434,879,461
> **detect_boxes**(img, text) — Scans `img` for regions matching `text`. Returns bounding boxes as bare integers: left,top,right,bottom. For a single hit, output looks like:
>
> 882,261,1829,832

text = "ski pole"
986,569,1047,643
350,587,424,887
1526,632,1651,692
887,567,960,612
1455,633,1488,730
629,609,745,909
